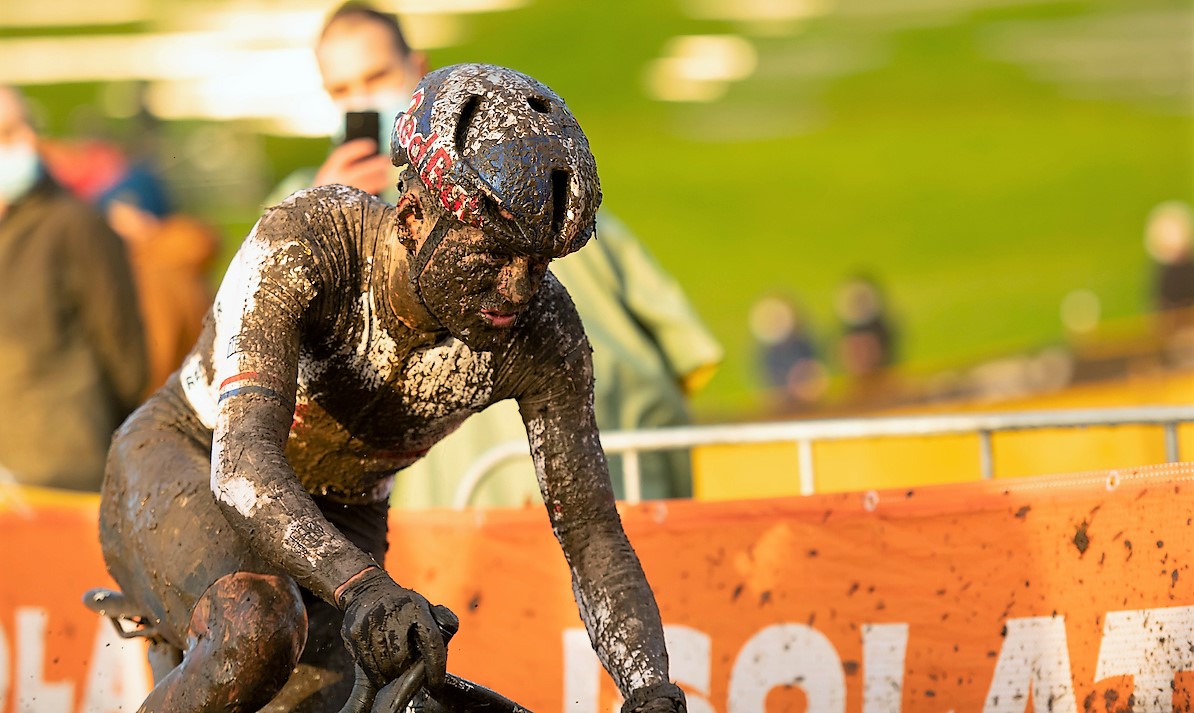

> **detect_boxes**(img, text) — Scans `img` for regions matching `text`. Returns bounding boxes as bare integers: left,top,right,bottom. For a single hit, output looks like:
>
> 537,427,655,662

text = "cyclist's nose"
498,257,536,306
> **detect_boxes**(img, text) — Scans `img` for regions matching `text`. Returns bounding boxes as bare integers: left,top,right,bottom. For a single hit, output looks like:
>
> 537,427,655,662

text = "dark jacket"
0,175,147,490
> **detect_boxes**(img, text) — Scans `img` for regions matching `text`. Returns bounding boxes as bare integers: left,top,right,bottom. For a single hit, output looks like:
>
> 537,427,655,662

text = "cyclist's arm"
516,299,671,698
208,203,376,604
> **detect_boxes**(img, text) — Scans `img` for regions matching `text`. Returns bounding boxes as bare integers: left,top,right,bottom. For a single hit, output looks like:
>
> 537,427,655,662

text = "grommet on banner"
862,490,880,512
1105,470,1120,491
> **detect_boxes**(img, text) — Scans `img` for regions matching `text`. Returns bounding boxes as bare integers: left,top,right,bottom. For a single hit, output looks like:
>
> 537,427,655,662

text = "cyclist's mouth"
481,309,519,328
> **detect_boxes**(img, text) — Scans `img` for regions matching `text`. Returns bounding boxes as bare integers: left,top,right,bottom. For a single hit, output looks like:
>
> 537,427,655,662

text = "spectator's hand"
339,568,451,690
313,138,392,195
622,682,687,713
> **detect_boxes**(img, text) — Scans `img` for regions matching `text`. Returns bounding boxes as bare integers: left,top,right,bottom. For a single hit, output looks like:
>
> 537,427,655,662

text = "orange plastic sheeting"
694,369,1194,500
0,487,150,713
3,464,1194,713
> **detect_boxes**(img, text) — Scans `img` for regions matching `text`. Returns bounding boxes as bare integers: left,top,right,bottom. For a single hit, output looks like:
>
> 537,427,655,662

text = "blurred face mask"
334,87,416,155
0,141,39,204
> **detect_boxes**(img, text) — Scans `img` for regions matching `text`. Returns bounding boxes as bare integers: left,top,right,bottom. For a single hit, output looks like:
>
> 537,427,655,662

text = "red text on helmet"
395,88,482,225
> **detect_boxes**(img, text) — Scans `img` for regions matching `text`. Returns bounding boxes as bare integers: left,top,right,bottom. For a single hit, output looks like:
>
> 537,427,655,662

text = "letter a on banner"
982,617,1078,713
1094,606,1194,713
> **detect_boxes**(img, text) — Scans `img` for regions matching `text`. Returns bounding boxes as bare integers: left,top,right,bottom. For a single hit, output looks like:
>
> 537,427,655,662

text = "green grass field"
427,0,1192,416
19,0,1191,418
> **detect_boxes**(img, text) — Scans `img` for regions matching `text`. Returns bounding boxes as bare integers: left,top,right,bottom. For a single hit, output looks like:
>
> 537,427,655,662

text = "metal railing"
451,406,1194,509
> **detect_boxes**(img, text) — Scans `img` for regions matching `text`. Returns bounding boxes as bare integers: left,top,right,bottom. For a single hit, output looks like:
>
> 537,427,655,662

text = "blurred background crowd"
0,0,1190,498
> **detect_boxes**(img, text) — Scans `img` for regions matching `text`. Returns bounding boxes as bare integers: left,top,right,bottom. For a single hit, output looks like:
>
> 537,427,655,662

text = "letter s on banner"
727,624,846,713
663,626,715,713
563,626,716,713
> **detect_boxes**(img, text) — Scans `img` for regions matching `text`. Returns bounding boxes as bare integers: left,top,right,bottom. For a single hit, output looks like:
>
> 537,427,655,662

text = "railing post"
623,449,643,504
1164,422,1179,462
797,439,815,495
979,430,994,480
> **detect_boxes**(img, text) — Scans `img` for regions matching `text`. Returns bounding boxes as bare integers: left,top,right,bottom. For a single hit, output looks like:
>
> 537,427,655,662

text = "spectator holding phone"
267,2,426,205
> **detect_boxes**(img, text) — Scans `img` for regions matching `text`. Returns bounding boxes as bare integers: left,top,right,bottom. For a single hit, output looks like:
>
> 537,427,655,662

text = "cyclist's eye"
464,252,507,269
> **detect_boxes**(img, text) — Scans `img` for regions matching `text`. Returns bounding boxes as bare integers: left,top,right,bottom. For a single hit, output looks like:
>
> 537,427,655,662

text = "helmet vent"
455,95,482,153
528,96,551,113
550,169,569,237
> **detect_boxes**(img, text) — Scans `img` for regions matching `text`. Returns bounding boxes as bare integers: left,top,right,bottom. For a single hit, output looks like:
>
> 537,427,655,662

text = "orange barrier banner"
2,463,1192,713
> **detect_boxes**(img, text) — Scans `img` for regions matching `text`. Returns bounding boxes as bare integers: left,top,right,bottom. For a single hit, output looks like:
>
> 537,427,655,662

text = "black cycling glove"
338,567,453,690
622,682,687,713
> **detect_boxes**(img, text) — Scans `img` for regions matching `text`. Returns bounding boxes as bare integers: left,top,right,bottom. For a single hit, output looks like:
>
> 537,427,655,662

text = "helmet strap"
405,210,457,328
411,210,454,280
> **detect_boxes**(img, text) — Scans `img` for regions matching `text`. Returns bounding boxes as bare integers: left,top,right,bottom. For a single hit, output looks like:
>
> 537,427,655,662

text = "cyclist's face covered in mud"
415,220,551,347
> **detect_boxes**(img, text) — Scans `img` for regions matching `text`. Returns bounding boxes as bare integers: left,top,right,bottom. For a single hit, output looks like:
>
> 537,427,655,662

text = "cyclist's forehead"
451,223,551,260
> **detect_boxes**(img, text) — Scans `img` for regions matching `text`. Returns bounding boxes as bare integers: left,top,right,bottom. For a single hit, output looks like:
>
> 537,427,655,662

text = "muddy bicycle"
84,587,532,713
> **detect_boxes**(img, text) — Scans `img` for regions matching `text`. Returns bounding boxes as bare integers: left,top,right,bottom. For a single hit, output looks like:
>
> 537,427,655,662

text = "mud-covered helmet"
390,63,601,259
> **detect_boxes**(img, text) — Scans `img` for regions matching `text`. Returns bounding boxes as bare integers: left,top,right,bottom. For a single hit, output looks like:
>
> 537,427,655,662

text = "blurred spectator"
1146,200,1194,314
0,86,147,491
275,3,722,506
40,138,127,201
266,1,426,205
836,274,899,401
748,293,827,410
1145,199,1194,364
97,164,218,395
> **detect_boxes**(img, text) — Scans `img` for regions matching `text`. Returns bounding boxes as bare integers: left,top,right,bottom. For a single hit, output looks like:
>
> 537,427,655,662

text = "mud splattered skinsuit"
99,184,669,706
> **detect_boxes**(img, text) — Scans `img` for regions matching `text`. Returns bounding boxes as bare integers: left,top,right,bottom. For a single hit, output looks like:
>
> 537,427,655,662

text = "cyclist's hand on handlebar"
622,682,688,713
338,567,451,691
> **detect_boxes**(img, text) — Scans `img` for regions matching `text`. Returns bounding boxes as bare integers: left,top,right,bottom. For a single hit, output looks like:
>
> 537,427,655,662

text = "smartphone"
344,111,381,154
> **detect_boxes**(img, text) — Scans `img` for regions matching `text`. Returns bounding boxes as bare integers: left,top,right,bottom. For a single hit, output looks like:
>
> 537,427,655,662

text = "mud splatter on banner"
1,463,1191,712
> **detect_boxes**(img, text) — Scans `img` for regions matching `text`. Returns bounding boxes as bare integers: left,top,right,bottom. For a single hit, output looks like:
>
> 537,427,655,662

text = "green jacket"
0,176,147,491
393,212,723,507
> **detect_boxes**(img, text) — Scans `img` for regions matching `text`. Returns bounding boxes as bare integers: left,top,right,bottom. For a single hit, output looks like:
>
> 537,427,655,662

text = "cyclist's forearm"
211,415,376,604
565,522,671,696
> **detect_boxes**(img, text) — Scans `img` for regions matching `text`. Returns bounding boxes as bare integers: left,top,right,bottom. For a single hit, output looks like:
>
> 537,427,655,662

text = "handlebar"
337,606,468,713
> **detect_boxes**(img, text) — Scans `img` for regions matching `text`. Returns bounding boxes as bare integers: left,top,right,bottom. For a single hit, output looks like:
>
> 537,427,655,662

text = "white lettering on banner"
0,618,9,711
79,622,150,713
727,624,846,713
1095,606,1194,713
565,628,600,713
562,608,1192,711
982,617,1079,713
863,623,909,713
564,626,717,713
0,608,152,713
664,627,715,713
16,608,73,713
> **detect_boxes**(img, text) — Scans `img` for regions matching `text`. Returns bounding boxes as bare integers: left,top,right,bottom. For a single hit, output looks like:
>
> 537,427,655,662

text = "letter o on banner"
727,624,846,713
